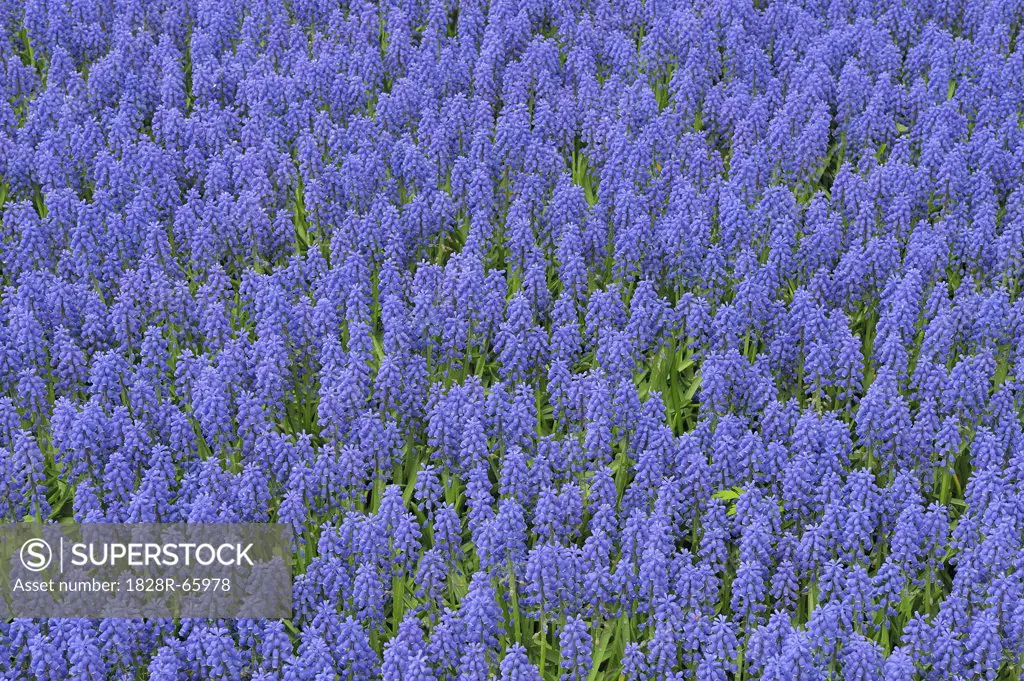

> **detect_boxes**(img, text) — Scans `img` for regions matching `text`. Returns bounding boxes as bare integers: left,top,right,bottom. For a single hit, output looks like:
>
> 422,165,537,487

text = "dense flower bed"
3,0,1024,678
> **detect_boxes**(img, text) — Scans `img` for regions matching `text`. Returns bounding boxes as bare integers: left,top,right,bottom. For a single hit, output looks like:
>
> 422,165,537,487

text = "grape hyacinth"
2,0,1024,678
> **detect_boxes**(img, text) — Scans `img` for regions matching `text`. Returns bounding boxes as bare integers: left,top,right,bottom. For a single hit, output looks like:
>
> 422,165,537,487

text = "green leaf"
682,373,702,402
712,487,745,502
588,623,616,681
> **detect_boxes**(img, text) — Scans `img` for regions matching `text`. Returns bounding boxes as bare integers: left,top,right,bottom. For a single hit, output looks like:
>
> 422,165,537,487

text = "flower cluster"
2,0,1024,678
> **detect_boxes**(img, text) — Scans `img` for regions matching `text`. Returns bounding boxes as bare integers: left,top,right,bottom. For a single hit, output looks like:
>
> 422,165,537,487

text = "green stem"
538,609,547,678
508,559,522,644
392,571,406,634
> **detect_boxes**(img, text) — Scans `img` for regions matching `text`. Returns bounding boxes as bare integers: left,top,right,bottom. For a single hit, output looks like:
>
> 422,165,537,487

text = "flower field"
2,0,1024,678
